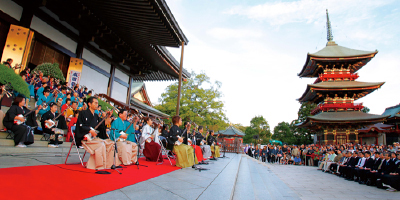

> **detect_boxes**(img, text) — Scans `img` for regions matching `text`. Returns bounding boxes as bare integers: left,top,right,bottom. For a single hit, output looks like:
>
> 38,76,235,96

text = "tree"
361,106,370,113
0,64,30,98
289,102,317,145
233,123,247,133
273,121,296,144
243,116,271,144
32,63,66,82
154,72,228,131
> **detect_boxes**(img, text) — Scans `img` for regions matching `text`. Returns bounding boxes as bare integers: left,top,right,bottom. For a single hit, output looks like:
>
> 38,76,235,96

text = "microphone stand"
191,130,208,171
110,129,123,174
134,131,148,168
219,141,229,159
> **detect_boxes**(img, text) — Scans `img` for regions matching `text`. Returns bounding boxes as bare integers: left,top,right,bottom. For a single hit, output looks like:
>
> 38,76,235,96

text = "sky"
145,0,400,130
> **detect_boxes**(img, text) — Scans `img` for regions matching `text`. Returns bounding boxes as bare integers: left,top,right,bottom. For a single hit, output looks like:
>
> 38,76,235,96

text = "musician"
110,109,138,165
62,93,71,105
198,126,212,159
189,127,205,163
181,122,191,145
71,91,79,103
75,97,115,170
2,58,13,68
41,102,63,148
140,117,162,162
66,110,79,142
3,97,38,147
36,82,48,100
168,116,198,168
37,89,53,115
0,83,7,131
207,130,220,158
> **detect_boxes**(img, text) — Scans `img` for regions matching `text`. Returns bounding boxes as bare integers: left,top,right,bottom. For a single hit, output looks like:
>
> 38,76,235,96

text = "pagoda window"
327,134,335,141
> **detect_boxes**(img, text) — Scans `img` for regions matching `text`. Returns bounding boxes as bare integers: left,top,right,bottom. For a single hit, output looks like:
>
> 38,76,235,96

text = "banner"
66,57,83,88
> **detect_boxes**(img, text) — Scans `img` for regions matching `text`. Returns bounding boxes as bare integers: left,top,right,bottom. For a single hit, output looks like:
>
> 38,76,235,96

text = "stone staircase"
232,155,300,200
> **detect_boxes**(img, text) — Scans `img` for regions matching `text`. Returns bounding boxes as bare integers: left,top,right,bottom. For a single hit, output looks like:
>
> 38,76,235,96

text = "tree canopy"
289,102,317,145
243,116,271,144
273,121,296,145
32,63,66,82
154,72,228,131
0,64,30,98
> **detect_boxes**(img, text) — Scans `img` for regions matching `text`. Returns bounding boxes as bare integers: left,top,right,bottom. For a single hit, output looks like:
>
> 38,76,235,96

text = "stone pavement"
266,160,399,200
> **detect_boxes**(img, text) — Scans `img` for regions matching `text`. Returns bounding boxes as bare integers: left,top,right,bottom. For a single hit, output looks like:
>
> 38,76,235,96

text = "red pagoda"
297,10,389,145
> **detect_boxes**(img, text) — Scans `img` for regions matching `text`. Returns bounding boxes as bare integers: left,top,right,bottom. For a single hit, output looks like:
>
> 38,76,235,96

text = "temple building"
0,0,189,117
217,125,244,154
297,10,389,145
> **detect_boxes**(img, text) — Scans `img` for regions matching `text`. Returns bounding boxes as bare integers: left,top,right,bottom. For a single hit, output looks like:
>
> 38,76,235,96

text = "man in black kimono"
41,102,63,147
207,130,220,158
167,116,183,151
75,97,114,170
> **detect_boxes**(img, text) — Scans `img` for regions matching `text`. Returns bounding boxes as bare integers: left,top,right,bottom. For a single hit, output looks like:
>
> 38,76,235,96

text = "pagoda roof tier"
298,42,378,77
297,111,389,128
298,81,384,103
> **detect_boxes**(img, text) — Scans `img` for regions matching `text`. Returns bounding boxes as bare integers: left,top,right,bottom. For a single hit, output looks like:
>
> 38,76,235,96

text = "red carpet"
0,158,178,200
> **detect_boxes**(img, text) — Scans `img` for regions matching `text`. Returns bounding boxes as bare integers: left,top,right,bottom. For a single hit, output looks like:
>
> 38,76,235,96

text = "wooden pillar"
176,41,185,116
107,65,115,97
126,76,132,105
375,136,378,145
19,0,44,28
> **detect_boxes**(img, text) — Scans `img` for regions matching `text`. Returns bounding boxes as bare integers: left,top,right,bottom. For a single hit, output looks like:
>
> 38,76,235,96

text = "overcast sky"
145,0,400,130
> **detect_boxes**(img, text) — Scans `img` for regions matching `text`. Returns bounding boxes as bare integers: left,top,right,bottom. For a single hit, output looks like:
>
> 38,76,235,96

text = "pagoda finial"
326,9,333,42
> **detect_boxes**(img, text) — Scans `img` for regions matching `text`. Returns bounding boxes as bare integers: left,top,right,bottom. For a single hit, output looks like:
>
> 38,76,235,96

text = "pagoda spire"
326,9,333,42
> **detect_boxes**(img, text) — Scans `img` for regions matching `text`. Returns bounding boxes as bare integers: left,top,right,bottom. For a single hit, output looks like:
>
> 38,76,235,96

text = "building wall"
0,0,23,21
115,68,129,83
30,16,77,53
80,64,109,95
82,48,110,73
111,81,127,103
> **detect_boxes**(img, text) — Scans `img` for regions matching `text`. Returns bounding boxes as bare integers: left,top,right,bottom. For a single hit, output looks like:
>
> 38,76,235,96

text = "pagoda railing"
314,73,359,83
311,102,364,115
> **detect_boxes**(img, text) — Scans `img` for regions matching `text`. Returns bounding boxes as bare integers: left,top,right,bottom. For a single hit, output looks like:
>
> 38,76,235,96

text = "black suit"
381,161,400,190
75,109,107,147
167,125,182,150
356,157,374,182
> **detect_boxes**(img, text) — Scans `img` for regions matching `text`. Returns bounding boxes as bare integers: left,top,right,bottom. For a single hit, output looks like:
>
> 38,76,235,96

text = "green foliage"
0,64,30,98
233,123,247,133
273,122,296,145
289,102,317,145
154,72,228,131
361,106,370,113
243,116,272,144
32,63,65,82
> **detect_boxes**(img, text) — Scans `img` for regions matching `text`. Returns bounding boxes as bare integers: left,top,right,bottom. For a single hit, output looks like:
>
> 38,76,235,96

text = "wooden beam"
126,76,132,105
107,65,116,97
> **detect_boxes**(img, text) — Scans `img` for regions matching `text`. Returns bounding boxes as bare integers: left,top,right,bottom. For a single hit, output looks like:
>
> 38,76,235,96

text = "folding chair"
6,130,14,139
65,130,87,167
157,140,174,165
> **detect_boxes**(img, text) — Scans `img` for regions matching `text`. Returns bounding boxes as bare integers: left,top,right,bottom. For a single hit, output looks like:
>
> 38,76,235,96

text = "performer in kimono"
207,130,220,158
140,117,162,162
75,97,116,170
110,109,138,165
41,102,64,147
198,126,212,159
3,97,39,147
167,116,198,168
37,88,53,115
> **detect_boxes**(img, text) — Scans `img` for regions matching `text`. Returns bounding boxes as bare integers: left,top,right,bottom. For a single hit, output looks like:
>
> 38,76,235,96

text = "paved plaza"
0,152,398,200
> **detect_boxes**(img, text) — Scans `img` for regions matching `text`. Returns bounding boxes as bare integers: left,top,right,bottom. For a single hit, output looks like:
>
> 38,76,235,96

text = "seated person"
41,102,64,148
168,116,197,168
66,110,79,142
37,88,54,116
140,117,162,162
3,97,39,147
198,126,211,159
110,109,138,165
75,97,115,170
207,130,220,158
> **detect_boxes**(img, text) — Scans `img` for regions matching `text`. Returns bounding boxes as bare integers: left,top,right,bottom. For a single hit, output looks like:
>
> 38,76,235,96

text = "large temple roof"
298,111,389,127
217,126,245,137
308,42,377,58
298,81,384,103
359,123,393,133
382,104,400,118
298,42,378,78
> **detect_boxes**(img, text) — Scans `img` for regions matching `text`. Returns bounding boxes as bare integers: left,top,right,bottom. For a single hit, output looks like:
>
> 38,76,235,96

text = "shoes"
386,188,397,192
15,144,27,148
48,144,58,148
78,146,84,149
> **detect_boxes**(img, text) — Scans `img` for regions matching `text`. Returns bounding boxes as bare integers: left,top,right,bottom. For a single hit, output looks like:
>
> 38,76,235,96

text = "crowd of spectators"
244,142,400,192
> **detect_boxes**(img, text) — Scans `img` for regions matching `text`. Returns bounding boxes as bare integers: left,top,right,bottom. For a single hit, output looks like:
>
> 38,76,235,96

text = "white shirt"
140,124,153,149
